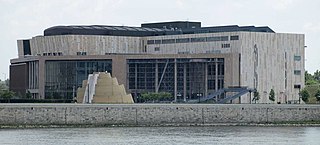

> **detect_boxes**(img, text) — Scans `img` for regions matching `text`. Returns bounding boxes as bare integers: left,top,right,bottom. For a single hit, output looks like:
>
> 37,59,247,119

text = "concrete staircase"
77,72,134,104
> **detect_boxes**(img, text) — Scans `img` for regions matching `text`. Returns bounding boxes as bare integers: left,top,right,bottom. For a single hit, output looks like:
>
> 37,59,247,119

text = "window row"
77,52,87,55
221,44,231,48
42,52,63,56
147,35,239,45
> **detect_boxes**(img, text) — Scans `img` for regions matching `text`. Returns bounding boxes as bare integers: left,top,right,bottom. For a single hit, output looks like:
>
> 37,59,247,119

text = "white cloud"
176,0,184,8
303,22,320,32
269,0,294,10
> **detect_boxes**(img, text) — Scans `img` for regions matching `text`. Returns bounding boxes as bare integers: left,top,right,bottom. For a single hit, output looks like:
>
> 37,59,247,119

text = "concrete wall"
1,104,319,126
238,32,305,104
21,35,141,57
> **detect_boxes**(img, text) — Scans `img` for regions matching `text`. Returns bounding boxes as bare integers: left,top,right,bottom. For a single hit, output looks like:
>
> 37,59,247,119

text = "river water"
0,126,319,145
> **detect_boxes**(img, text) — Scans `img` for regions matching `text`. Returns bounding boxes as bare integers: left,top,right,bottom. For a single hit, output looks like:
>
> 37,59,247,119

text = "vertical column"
31,61,36,89
174,59,177,102
215,59,218,91
155,61,158,93
204,62,208,97
31,62,34,89
183,63,187,102
215,59,218,102
38,58,45,99
134,63,137,92
189,63,193,100
28,62,31,90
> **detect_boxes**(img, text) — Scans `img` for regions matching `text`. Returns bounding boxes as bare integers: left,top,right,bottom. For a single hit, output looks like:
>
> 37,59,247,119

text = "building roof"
44,21,275,37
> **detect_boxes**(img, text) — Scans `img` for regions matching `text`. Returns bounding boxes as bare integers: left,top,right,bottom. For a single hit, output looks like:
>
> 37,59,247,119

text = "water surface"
0,126,319,145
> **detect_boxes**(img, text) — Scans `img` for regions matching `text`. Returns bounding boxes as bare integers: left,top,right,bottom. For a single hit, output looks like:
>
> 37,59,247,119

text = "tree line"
302,70,320,103
305,70,320,85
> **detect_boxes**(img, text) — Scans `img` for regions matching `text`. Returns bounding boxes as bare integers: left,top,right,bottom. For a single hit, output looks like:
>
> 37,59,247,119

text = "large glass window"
127,58,225,101
45,60,112,99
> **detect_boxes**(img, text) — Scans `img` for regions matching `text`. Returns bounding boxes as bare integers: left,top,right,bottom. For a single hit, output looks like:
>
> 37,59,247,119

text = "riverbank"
1,104,320,128
2,122,320,129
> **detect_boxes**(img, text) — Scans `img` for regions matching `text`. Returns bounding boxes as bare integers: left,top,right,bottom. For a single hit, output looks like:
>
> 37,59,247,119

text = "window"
294,70,301,75
162,39,175,44
206,36,229,42
176,38,190,43
23,40,31,55
294,55,301,61
178,51,190,54
154,40,161,44
221,36,229,41
154,47,160,51
191,37,206,42
43,53,47,56
147,40,155,45
230,35,239,40
58,52,63,56
77,52,87,55
221,44,231,48
208,80,215,90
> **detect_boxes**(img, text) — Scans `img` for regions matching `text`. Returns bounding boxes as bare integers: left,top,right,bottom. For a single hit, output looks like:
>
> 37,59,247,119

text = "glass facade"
127,58,224,101
45,60,112,99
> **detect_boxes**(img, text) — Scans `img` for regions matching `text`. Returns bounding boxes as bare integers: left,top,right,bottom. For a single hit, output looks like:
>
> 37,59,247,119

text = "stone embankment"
1,104,320,127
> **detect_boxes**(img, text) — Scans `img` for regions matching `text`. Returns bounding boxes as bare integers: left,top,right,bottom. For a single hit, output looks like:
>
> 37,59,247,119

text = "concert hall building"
10,21,305,103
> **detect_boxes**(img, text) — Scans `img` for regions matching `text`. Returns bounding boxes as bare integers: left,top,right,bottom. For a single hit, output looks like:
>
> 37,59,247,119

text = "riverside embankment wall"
1,104,320,126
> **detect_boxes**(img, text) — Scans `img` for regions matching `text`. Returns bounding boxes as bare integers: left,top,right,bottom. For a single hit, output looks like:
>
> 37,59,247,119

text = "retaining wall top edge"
0,103,319,109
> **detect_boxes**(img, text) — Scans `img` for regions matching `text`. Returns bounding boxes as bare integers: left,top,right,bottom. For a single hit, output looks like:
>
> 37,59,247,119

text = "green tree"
252,91,260,104
315,89,320,102
314,70,320,83
305,71,318,85
26,90,32,99
0,90,15,103
0,82,8,91
269,89,275,103
140,92,173,103
5,79,9,88
300,89,310,102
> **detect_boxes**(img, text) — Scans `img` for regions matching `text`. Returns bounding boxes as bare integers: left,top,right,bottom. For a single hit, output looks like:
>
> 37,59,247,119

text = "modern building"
10,21,305,103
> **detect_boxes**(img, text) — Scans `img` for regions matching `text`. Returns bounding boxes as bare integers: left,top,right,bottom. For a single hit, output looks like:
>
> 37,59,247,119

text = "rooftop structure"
44,21,274,37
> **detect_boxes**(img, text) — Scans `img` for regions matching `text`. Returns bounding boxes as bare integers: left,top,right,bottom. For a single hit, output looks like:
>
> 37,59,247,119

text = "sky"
0,0,319,80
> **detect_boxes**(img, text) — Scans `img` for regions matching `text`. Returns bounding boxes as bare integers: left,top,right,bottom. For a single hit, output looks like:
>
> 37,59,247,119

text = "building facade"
10,21,305,103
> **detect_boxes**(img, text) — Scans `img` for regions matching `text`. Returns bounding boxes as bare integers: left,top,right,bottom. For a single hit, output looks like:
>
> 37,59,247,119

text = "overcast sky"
0,0,319,80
